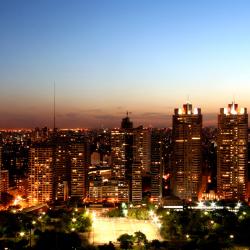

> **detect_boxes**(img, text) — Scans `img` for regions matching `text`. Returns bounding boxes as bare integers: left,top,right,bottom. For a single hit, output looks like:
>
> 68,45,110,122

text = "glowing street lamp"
149,210,154,217
197,201,204,208
152,215,159,224
19,232,25,237
211,202,216,208
72,218,77,223
236,201,241,208
230,234,234,239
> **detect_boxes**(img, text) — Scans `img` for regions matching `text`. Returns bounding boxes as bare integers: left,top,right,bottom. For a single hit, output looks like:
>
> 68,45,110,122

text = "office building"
172,103,202,201
28,144,53,205
151,129,163,203
0,170,9,193
217,102,248,200
131,161,142,203
70,142,86,198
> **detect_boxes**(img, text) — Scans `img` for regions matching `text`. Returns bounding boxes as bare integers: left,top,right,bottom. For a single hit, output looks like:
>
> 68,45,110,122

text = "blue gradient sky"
1,0,250,128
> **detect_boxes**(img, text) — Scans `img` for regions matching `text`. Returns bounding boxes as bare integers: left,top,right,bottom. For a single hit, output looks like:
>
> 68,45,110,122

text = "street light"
157,223,161,228
149,210,154,217
19,232,25,237
211,202,216,208
152,215,159,224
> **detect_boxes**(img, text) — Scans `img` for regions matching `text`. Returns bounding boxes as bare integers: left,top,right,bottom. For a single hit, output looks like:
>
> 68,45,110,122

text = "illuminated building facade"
53,139,70,201
133,126,151,174
132,161,142,203
111,129,126,179
172,103,202,201
151,129,163,203
217,103,248,200
28,144,53,205
111,115,133,200
131,127,151,203
0,170,9,193
70,142,86,198
88,179,129,203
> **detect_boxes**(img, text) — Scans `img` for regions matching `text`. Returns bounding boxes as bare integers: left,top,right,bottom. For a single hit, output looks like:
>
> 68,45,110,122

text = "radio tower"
53,81,56,132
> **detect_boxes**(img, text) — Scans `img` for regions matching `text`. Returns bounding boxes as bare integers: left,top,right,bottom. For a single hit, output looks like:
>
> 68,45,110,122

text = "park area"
90,216,162,245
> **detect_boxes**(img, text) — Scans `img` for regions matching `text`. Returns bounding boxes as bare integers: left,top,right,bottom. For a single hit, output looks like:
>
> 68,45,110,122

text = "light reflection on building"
217,102,248,200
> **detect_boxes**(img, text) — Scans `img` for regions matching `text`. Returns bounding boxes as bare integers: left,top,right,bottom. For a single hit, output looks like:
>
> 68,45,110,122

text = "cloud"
0,110,219,129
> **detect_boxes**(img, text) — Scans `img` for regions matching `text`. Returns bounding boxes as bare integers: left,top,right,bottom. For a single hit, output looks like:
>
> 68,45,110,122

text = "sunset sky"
1,0,250,128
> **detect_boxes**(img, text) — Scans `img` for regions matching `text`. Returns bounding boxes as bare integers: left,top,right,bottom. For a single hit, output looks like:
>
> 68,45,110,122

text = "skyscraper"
53,138,71,201
172,103,202,201
217,102,248,200
150,129,163,203
0,170,9,193
111,129,126,179
131,161,142,203
111,115,133,200
28,144,53,205
70,142,86,198
132,127,151,203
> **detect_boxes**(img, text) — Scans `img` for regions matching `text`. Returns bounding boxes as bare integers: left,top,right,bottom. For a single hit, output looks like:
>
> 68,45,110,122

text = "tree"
98,241,116,250
117,234,134,249
0,192,14,207
134,231,148,249
33,231,82,250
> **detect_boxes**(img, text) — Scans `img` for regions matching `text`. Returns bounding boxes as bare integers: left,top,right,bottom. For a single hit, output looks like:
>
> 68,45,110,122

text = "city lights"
19,232,25,237
0,1,250,249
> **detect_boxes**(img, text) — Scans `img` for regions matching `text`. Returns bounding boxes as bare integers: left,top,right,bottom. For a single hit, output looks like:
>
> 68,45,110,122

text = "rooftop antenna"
187,94,191,104
126,111,132,117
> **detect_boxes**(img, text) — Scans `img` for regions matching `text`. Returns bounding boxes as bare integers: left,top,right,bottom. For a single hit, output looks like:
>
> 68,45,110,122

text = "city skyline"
1,1,250,128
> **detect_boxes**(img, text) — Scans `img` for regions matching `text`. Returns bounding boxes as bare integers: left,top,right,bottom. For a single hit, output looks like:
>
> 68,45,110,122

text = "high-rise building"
0,170,9,193
133,126,151,174
111,115,133,200
151,129,163,203
172,103,202,201
53,138,71,201
131,127,151,203
70,142,86,198
111,127,133,197
28,144,53,205
132,161,142,203
217,102,248,200
111,129,126,179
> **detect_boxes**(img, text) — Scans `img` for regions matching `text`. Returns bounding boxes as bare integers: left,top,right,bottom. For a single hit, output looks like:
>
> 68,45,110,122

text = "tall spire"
53,81,56,132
